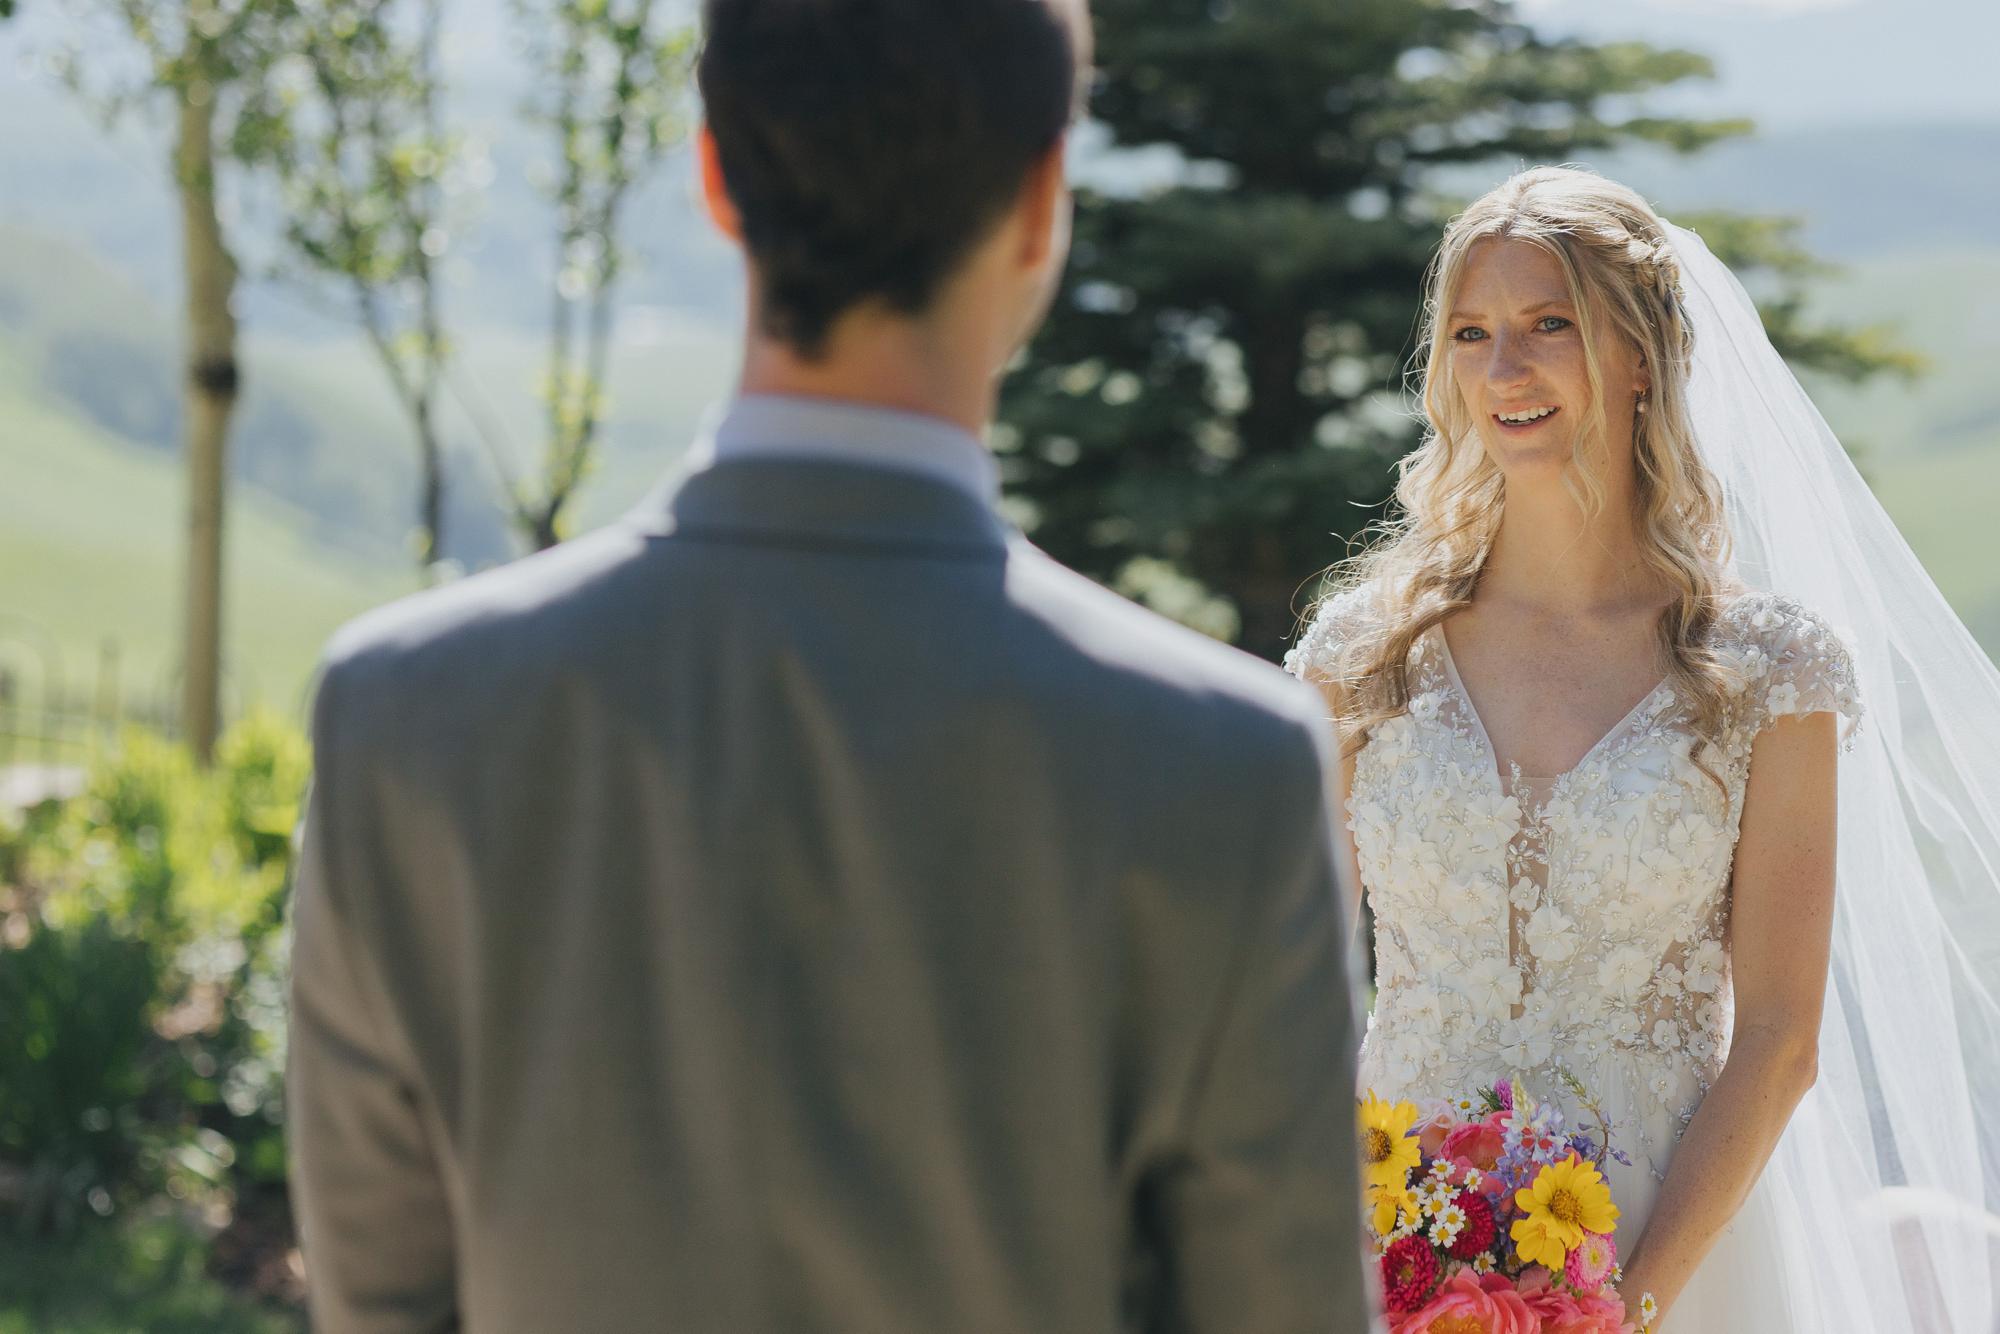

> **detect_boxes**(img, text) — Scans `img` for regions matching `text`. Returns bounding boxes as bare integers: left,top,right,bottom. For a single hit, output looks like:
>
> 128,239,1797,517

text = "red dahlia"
1380,1234,1440,1314
1447,1190,1498,1260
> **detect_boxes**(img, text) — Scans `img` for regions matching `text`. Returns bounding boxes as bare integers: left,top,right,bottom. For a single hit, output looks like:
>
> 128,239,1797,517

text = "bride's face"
1447,237,1649,481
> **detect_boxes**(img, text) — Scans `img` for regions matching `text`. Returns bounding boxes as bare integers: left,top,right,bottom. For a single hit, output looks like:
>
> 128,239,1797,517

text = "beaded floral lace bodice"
1286,587,1862,1169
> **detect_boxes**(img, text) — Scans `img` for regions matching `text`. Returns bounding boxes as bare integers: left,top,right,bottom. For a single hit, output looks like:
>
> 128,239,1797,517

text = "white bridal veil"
1668,221,2000,1332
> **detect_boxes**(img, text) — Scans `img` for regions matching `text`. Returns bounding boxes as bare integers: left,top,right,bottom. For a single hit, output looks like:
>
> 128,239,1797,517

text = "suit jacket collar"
627,455,1015,557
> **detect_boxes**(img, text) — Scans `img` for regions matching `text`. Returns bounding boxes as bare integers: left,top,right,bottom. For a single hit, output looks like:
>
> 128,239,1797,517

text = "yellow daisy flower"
1510,1154,1620,1270
1357,1092,1422,1192
1368,1182,1422,1235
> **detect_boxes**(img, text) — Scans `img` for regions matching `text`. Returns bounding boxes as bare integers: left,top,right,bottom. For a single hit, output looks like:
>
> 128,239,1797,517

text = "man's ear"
1014,137,1070,271
697,124,744,243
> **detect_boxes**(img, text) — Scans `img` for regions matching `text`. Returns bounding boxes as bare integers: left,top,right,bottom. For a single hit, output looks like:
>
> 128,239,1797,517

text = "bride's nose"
1486,330,1534,393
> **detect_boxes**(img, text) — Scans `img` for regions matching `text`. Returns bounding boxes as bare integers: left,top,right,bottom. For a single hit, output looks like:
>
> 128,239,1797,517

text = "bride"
1286,166,2000,1332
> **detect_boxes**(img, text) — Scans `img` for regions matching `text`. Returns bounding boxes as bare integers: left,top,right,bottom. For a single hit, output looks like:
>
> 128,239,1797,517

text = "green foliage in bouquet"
0,714,310,1236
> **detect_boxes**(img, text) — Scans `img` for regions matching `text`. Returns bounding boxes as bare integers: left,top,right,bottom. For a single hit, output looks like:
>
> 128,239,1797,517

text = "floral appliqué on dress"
1286,588,1863,1175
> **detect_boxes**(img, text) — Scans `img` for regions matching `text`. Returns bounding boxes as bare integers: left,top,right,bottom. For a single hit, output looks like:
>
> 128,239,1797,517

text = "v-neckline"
1431,623,1670,793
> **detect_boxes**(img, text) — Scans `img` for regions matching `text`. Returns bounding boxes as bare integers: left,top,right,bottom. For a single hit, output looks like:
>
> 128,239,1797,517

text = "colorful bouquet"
1359,1075,1658,1334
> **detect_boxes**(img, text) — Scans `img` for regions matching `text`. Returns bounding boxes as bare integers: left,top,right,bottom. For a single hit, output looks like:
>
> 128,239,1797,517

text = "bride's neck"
1477,478,1665,617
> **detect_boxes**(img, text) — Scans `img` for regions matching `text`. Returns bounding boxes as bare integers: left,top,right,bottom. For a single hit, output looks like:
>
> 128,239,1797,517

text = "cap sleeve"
1737,594,1865,748
1283,584,1374,687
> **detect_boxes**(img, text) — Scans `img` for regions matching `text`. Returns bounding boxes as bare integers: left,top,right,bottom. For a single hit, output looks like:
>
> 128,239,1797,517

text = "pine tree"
1000,0,1913,658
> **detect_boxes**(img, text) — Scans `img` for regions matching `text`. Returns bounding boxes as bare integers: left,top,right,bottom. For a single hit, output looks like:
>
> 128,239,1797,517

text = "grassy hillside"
0,225,738,720
0,335,416,723
1805,247,2000,650
0,221,740,551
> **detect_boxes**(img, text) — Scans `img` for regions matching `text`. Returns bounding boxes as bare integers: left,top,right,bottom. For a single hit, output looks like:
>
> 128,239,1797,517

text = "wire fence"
0,616,185,802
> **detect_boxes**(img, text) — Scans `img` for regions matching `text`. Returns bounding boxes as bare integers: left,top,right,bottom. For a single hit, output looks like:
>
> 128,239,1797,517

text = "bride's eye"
1452,326,1487,343
1538,315,1574,333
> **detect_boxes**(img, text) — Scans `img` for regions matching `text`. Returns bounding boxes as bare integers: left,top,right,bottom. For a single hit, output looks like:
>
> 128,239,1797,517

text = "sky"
8,0,1999,132
2,0,1991,322
1518,0,2000,130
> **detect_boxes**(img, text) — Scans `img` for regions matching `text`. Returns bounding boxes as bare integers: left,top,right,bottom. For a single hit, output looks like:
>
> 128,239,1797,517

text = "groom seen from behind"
286,1,1377,1329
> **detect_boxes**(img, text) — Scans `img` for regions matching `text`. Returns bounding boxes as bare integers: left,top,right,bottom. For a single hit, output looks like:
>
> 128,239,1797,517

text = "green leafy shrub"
0,1212,305,1333
0,713,310,1233
0,916,165,1234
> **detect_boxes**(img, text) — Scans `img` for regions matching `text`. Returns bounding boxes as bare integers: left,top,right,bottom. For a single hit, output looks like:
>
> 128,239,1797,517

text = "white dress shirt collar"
689,394,1002,506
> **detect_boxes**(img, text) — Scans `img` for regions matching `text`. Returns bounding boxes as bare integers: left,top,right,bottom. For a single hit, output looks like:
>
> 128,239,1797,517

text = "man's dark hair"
699,0,1087,357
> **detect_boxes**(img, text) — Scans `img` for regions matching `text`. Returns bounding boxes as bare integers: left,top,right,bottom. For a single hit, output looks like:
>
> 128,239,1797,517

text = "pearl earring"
1636,392,1650,416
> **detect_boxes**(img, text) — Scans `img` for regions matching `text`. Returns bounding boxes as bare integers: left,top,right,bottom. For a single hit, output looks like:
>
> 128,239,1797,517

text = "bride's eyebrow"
1447,298,1575,322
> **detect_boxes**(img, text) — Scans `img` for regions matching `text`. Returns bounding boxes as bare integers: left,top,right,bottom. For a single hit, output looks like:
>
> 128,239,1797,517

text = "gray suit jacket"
287,453,1376,1333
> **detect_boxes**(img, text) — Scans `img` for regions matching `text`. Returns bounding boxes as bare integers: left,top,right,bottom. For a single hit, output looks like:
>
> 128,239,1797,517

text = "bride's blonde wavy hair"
1314,166,1743,765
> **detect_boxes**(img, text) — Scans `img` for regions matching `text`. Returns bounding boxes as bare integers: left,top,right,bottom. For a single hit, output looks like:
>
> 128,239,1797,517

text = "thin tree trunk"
411,0,448,575
417,396,444,569
530,503,560,553
176,90,239,765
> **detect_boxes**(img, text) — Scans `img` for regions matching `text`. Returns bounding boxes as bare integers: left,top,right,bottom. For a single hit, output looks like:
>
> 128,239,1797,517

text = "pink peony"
1441,1119,1505,1174
1392,1271,1538,1334
1519,1269,1631,1334
1525,1287,1631,1333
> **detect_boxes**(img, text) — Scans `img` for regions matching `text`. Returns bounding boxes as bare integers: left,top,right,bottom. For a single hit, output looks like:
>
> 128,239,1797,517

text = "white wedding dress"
1288,584,1864,1332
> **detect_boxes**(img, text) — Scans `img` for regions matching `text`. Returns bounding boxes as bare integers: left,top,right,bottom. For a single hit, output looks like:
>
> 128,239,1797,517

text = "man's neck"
737,317,997,439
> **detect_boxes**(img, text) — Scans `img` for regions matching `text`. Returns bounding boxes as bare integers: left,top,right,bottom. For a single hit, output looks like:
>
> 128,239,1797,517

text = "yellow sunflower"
1510,1154,1620,1270
1357,1093,1423,1193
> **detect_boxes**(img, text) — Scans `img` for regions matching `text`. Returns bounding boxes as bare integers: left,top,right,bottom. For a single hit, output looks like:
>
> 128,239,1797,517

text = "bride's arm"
1617,709,1839,1321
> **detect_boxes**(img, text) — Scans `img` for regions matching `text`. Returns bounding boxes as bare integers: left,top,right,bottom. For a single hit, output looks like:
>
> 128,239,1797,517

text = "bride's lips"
1493,406,1561,434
